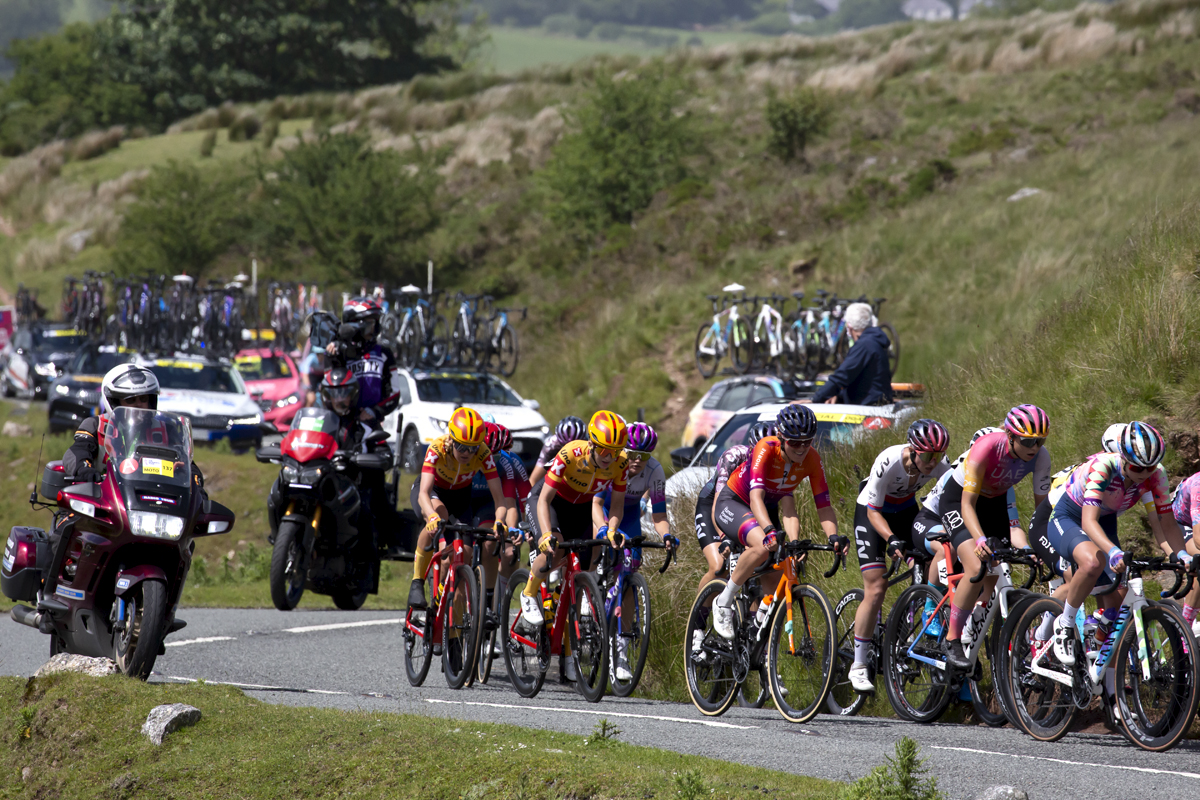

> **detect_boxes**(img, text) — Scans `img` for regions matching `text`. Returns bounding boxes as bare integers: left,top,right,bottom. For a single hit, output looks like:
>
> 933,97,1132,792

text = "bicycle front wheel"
695,324,719,378
497,326,518,377
403,573,437,687
882,584,952,723
569,571,609,703
441,563,482,690
685,579,741,716
500,569,547,698
730,318,754,374
1000,596,1075,742
828,588,870,717
609,571,651,698
768,583,836,723
1113,604,1198,751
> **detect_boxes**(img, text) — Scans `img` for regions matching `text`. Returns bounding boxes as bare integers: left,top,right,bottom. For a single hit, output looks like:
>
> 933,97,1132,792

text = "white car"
383,369,550,472
140,355,264,450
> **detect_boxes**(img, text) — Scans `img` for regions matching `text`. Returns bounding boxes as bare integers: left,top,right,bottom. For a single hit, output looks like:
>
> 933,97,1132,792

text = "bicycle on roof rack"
694,283,753,379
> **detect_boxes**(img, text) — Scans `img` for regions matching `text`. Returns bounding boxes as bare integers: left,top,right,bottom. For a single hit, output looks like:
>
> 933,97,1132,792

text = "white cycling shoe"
691,629,707,662
1052,616,1076,666
713,603,735,639
848,662,875,693
615,638,633,682
563,656,578,683
519,593,544,627
1191,617,1200,641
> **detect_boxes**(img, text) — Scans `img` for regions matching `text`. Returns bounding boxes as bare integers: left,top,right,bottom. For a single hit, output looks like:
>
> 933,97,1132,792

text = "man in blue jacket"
810,302,894,405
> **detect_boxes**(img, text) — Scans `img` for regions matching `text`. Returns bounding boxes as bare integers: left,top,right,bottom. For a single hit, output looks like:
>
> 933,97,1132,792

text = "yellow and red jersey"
545,440,629,504
726,436,831,508
422,434,497,490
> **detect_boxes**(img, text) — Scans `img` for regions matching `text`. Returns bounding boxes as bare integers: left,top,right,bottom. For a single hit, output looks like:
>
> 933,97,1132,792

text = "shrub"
261,118,281,149
765,86,833,163
228,111,262,142
843,736,944,800
199,130,217,157
70,126,125,161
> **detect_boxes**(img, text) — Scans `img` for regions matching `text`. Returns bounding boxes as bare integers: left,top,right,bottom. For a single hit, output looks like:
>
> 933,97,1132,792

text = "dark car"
47,345,138,432
1,326,91,402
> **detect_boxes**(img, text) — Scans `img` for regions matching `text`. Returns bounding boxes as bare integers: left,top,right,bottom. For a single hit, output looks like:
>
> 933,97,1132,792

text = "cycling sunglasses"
916,450,945,463
783,437,814,449
1125,462,1157,475
452,442,479,455
1014,436,1046,448
626,450,653,459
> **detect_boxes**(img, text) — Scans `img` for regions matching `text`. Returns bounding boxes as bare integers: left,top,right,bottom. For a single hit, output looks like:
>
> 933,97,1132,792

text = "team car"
383,369,549,472
1,325,90,401
47,344,138,432
147,355,265,450
234,348,304,432
680,375,811,448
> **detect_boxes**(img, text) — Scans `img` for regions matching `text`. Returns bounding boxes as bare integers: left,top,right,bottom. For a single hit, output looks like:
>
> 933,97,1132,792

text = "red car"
234,348,303,432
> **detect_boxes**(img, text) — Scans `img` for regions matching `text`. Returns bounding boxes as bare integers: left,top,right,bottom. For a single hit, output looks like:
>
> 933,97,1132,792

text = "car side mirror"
522,398,540,411
670,446,695,470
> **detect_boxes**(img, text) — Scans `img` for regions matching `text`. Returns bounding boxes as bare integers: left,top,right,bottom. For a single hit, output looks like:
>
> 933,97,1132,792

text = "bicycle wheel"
882,584,952,723
750,320,768,373
500,569,547,698
1000,596,1076,742
730,318,754,374
685,580,741,716
475,567,497,684
968,615,1008,727
609,571,652,698
569,571,609,703
828,588,870,717
1113,604,1198,751
880,321,901,377
496,327,518,377
441,563,482,690
452,315,472,367
737,666,770,708
398,326,417,369
695,324,719,378
767,583,835,723
428,314,450,368
403,575,436,686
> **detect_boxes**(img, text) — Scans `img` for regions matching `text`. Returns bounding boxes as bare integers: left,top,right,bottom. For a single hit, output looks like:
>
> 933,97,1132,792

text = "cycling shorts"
713,484,781,547
910,507,947,559
410,481,473,526
853,501,919,572
1029,498,1067,579
694,479,722,551
525,480,597,570
933,479,1015,550
1045,495,1119,593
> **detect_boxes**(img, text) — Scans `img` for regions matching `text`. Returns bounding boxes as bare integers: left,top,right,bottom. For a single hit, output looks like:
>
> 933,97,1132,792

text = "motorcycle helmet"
588,410,628,450
341,297,383,342
100,364,159,416
321,367,360,417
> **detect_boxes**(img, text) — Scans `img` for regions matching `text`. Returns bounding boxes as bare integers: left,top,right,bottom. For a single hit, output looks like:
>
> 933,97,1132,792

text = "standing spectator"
810,302,894,406
299,344,325,407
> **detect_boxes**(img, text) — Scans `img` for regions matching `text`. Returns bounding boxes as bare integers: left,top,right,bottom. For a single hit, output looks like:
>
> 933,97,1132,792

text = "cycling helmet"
776,403,817,441
448,407,486,447
320,367,360,417
342,297,383,341
100,364,159,416
588,410,628,450
747,422,776,447
626,422,658,454
483,422,512,454
1118,421,1165,468
556,415,586,443
907,419,949,453
971,426,1002,445
1102,423,1126,454
1003,404,1050,439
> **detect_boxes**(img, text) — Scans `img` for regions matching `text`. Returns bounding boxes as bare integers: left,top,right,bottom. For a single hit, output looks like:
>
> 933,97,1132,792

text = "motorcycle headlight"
55,384,70,396
300,466,324,485
130,511,184,540
35,363,58,377
281,464,301,484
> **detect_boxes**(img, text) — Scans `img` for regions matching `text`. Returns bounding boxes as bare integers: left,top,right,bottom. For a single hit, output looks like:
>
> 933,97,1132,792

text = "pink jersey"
1063,452,1172,516
952,431,1051,498
1173,472,1200,527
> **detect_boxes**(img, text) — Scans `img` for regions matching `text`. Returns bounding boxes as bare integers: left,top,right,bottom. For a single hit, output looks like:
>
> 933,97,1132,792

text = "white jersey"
857,444,949,510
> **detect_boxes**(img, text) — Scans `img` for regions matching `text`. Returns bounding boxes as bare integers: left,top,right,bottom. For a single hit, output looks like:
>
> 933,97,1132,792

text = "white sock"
717,580,741,608
853,637,871,665
1059,602,1080,629
1036,611,1055,641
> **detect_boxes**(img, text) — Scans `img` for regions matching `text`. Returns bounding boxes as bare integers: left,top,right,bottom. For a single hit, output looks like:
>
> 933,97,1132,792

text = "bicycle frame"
404,536,470,649
754,303,785,359
506,552,584,658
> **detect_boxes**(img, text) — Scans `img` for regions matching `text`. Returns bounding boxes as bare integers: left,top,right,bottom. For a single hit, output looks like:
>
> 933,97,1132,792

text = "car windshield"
30,330,89,351
70,348,136,376
415,374,521,406
690,408,872,466
150,359,246,394
101,407,193,488
235,354,292,381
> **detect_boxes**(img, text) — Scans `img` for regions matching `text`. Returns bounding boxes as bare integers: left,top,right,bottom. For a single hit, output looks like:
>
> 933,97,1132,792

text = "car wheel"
401,428,422,472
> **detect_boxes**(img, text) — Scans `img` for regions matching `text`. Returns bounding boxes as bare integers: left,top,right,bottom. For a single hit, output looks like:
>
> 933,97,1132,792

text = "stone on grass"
2,421,33,437
976,787,1028,800
1007,187,1042,202
142,704,201,745
35,654,118,678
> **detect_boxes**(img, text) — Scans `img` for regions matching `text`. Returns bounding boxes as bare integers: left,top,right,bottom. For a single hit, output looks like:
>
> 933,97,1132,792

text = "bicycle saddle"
722,283,745,293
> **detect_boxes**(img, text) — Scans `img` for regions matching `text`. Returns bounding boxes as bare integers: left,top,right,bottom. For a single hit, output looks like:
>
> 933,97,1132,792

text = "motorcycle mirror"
207,520,231,534
364,429,390,445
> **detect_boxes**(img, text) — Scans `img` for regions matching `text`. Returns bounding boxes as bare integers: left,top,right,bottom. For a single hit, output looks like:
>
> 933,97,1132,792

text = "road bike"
595,535,676,697
694,284,753,378
997,556,1198,751
685,538,842,722
749,294,794,378
475,304,524,377
393,286,449,368
60,276,79,324
450,292,490,368
475,528,525,684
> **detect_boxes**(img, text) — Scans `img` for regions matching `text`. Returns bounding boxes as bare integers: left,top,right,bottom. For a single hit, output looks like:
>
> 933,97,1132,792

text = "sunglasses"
1014,437,1046,448
452,442,479,455
1125,462,1156,475
916,450,945,463
783,438,813,449
626,450,652,459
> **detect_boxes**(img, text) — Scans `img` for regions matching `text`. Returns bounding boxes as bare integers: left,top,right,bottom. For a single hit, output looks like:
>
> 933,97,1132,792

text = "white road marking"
425,698,759,730
930,746,1200,779
160,675,351,695
164,636,236,647
283,618,401,634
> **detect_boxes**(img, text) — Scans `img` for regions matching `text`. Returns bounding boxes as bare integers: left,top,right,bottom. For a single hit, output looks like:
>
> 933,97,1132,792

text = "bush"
199,130,217,157
261,118,281,149
539,67,696,232
765,86,833,163
844,736,944,800
228,111,262,142
70,126,125,161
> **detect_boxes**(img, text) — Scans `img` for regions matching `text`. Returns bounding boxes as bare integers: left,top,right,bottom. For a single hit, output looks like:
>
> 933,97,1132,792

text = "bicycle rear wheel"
441,564,482,689
685,580,741,716
768,583,836,723
609,572,651,698
882,584,952,723
730,318,754,374
569,571,609,703
1113,604,1198,751
828,588,870,717
428,314,450,367
968,616,1008,727
497,326,518,377
500,569,547,698
476,567,499,684
1001,597,1076,742
403,574,436,687
695,324,719,378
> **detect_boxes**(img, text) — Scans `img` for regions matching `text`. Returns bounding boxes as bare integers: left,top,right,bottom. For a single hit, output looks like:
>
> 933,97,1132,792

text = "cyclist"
408,406,509,610
469,422,529,606
929,404,1050,670
593,421,677,680
520,411,630,682
847,419,950,693
529,415,587,486
711,404,849,639
1045,422,1189,666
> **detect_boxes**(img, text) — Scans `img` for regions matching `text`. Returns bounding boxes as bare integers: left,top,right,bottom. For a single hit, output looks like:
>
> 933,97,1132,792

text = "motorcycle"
3,408,236,678
257,406,394,611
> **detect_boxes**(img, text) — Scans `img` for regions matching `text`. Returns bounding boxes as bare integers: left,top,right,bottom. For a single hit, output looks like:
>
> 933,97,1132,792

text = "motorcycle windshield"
102,408,195,531
288,406,340,435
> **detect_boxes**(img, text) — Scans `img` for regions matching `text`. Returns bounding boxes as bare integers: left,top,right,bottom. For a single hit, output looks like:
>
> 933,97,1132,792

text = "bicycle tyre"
880,321,900,377
477,571,503,684
685,580,741,717
441,563,482,690
1113,603,1198,751
610,571,652,698
991,591,1045,727
500,568,547,698
882,584,952,723
570,571,609,703
730,318,754,374
737,666,770,708
695,324,719,378
451,314,472,367
497,326,518,377
768,583,836,723
1000,596,1076,742
404,574,436,687
968,614,1008,727
428,314,450,368
750,318,768,373
398,325,418,369
828,588,870,717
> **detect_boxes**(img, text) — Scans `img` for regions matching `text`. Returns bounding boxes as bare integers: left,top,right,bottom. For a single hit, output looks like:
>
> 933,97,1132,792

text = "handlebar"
1123,555,1195,600
439,520,504,542
780,539,844,579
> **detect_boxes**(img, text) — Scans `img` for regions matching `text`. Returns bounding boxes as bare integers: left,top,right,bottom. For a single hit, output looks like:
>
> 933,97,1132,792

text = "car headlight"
540,425,550,434
55,384,70,396
129,511,184,540
431,417,448,433
229,414,262,426
275,392,301,409
35,363,58,377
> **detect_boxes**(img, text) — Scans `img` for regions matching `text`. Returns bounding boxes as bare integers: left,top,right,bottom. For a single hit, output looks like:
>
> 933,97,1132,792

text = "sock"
1060,601,1080,629
523,573,544,598
1184,605,1197,625
948,604,970,641
412,549,431,583
717,580,742,608
854,637,871,665
1036,611,1055,641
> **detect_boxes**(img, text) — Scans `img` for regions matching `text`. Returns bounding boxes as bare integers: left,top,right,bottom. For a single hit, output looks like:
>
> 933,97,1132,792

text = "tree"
0,0,61,76
765,85,832,163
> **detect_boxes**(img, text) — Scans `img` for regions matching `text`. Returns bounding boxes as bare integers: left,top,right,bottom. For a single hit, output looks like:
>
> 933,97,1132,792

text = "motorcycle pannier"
2,527,48,603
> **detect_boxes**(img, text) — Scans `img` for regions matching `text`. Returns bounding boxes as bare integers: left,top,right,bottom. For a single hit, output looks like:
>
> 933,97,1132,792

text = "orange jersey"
421,434,497,490
545,440,630,504
726,436,831,508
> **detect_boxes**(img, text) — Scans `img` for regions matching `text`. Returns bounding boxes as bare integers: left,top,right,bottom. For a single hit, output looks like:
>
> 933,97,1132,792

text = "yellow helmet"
448,407,486,446
588,410,628,450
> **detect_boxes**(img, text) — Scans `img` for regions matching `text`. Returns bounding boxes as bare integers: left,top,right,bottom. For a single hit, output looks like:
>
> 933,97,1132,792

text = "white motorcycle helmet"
1102,423,1126,454
100,364,160,416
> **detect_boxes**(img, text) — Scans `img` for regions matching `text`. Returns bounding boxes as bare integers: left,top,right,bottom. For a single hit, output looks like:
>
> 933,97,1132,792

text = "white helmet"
100,364,160,416
1102,423,1126,454
971,426,1002,445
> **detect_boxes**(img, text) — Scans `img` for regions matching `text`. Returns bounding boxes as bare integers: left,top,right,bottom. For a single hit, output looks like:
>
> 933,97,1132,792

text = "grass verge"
3,673,843,800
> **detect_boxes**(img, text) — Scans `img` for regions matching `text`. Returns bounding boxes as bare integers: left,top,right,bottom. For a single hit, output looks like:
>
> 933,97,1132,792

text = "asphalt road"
6,608,1200,799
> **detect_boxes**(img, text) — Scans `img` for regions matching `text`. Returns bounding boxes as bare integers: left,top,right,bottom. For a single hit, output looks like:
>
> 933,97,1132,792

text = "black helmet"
321,367,360,416
747,422,775,447
342,297,383,341
776,404,817,441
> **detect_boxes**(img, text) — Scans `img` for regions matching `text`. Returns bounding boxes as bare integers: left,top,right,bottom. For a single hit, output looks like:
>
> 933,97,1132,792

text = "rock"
35,653,118,678
21,767,31,782
975,787,1028,800
141,703,201,745
1007,187,1042,202
2,421,33,437
1007,147,1031,162
789,256,818,277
